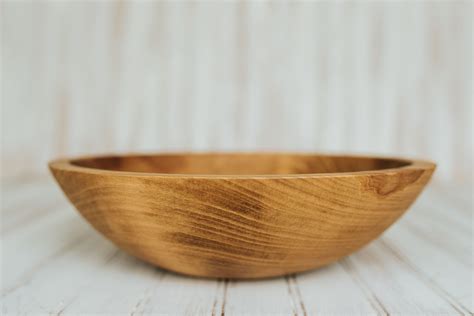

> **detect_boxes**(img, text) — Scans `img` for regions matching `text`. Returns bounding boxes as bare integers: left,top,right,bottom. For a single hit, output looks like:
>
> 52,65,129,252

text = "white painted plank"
1,177,58,213
1,197,64,237
1,178,472,314
295,263,381,315
382,187,473,313
0,180,220,316
1,183,65,237
139,273,221,316
295,186,471,315
418,186,472,231
1,200,91,293
224,278,298,316
380,236,472,314
63,255,220,315
344,241,463,315
401,195,472,267
49,252,163,315
1,236,118,315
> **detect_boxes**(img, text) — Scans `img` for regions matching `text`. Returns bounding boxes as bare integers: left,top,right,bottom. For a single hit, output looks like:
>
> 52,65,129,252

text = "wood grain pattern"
2,177,470,315
49,153,435,278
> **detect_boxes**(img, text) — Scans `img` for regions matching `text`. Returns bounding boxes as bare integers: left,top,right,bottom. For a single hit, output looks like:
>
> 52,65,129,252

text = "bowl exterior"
50,165,434,278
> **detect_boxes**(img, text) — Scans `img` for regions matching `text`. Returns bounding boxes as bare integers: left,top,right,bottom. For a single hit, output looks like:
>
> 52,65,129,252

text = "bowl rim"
48,152,436,179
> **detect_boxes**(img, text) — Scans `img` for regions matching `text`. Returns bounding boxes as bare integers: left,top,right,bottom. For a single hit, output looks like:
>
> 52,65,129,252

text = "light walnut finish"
49,153,435,279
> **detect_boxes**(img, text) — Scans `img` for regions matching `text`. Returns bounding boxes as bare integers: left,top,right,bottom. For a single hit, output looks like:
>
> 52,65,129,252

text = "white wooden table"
1,177,472,315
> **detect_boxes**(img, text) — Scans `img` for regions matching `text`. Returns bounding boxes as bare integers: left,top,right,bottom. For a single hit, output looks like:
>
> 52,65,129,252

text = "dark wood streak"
364,169,425,197
169,232,287,261
50,153,435,278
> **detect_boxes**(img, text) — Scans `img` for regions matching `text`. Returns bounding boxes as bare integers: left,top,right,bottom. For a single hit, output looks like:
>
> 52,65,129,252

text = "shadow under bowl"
49,152,435,279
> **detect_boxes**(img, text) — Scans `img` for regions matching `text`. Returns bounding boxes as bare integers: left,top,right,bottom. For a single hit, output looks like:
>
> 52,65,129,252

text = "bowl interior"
70,154,411,175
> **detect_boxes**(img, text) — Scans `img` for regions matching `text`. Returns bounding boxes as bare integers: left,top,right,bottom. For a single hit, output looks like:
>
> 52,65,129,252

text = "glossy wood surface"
49,153,435,278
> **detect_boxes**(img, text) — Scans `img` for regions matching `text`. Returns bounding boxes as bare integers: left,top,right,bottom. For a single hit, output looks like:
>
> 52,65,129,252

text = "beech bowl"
49,153,435,279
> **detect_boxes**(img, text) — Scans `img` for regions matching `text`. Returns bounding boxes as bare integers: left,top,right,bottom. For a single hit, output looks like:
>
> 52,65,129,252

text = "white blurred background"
1,1,472,185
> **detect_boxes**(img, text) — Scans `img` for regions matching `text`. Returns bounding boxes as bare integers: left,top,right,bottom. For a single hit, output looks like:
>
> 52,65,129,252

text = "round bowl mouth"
49,152,435,178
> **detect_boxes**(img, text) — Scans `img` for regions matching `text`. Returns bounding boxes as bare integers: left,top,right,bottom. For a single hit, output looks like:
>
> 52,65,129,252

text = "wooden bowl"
49,153,435,279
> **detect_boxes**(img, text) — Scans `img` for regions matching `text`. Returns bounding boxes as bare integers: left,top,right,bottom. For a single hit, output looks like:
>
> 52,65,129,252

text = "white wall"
1,1,472,184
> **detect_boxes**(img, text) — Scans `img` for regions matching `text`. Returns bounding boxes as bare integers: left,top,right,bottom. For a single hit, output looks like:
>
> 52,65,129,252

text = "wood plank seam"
339,259,389,315
220,279,229,316
285,275,308,316
379,239,471,314
1,233,92,298
128,269,166,316
291,275,308,316
284,275,300,316
1,179,471,314
400,220,471,269
1,200,64,236
54,249,122,316
210,279,222,316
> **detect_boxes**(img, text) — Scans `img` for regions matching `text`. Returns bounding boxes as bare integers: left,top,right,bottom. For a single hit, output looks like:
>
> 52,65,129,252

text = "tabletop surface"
1,177,472,315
